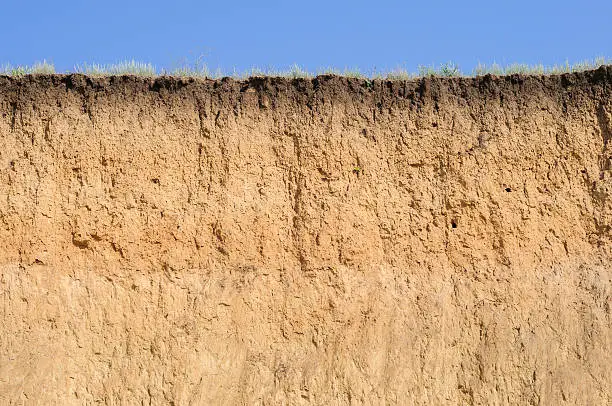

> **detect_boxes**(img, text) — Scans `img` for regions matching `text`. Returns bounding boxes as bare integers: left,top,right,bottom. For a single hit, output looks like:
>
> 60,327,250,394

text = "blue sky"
2,0,611,74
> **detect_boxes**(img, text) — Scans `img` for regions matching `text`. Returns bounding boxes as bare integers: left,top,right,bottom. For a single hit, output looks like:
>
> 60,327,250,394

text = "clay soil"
0,68,611,404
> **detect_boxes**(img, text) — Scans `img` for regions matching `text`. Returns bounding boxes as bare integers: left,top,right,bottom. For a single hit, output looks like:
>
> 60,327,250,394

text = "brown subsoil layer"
1,68,611,404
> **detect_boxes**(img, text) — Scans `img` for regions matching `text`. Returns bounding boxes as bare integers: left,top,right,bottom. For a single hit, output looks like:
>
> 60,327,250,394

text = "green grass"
74,60,156,76
236,64,313,79
473,57,611,76
1,59,55,76
417,61,462,77
1,57,610,80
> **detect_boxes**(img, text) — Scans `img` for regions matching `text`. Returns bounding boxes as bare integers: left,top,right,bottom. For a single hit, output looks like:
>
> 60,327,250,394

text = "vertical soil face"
0,69,611,404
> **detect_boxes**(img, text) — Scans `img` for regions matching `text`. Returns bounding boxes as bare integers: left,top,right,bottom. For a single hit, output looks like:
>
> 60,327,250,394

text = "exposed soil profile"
0,68,611,404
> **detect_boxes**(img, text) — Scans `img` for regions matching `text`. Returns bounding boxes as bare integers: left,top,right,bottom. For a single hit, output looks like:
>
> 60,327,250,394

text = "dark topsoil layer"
1,66,611,110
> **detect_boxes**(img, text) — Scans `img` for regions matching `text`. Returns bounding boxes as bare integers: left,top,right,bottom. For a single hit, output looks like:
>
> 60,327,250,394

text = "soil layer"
1,68,612,404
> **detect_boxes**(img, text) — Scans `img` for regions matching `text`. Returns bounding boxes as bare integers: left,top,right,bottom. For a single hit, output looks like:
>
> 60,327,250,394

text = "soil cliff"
1,68,611,405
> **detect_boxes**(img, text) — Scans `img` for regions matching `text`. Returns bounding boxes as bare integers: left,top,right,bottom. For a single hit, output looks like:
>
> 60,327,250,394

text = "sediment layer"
1,68,611,404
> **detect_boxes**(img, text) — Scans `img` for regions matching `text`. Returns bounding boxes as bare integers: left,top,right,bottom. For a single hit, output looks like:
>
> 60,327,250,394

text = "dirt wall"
1,69,611,404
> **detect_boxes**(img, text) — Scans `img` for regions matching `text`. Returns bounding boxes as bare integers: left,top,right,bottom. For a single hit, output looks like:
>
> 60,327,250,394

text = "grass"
74,60,156,76
235,64,312,79
1,59,55,76
1,57,610,80
417,61,462,77
473,57,611,76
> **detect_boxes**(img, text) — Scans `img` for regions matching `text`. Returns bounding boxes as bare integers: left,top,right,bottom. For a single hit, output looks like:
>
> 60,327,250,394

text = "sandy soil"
0,69,611,404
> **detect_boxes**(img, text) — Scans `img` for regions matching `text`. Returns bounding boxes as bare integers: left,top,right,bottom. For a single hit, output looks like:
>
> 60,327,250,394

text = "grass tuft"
382,66,416,81
439,61,462,77
418,62,462,77
169,64,212,78
163,55,221,78
472,57,610,76
1,60,55,76
286,63,313,79
74,60,156,76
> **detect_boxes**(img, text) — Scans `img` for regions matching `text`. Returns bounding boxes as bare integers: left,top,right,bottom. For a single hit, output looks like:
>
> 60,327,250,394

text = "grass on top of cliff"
2,57,611,80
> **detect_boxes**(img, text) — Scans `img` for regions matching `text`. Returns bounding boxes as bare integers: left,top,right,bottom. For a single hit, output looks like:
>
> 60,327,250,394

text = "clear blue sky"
2,0,611,74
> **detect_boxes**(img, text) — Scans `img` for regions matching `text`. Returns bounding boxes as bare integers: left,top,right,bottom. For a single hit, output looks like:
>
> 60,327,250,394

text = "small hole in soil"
451,221,457,229
151,178,160,185
505,187,511,192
